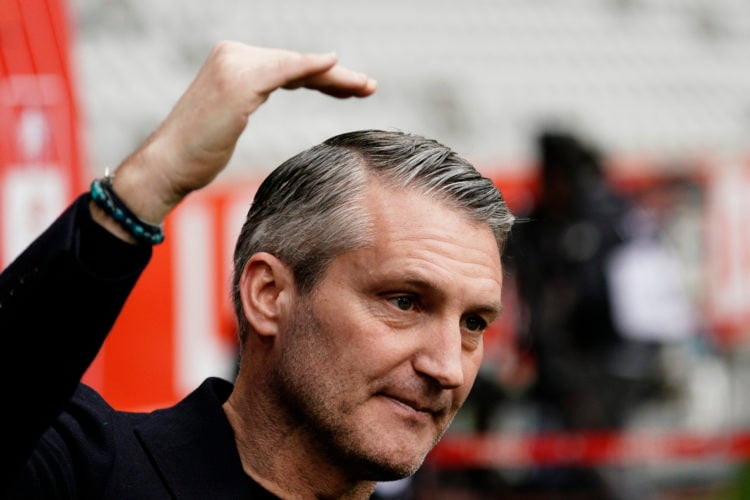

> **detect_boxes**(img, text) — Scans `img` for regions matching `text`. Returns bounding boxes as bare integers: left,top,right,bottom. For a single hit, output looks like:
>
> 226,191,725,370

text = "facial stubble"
268,297,450,482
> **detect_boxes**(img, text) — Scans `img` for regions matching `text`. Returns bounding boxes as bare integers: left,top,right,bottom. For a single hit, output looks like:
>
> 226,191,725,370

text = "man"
2,42,513,498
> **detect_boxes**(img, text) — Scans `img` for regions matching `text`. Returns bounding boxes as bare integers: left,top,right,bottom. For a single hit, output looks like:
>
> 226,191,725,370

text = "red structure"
0,0,84,265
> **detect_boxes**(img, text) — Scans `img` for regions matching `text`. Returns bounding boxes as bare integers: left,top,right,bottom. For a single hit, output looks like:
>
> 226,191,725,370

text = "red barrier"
428,430,750,468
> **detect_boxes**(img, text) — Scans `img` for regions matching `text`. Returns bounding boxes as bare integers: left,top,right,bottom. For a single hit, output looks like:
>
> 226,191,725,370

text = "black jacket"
1,196,276,499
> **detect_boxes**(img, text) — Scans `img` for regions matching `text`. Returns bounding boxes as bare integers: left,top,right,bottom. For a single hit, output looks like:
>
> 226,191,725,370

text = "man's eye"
389,296,415,311
464,315,487,332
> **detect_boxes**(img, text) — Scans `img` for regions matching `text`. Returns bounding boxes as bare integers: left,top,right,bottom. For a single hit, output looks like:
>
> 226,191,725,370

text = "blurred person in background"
508,129,695,496
512,130,639,432
1,41,515,499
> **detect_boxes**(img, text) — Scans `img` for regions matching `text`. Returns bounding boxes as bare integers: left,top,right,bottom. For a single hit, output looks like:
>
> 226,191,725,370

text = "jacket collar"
134,377,278,499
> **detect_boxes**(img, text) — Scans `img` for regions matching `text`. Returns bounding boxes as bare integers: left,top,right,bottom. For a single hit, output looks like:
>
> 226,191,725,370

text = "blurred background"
3,0,750,498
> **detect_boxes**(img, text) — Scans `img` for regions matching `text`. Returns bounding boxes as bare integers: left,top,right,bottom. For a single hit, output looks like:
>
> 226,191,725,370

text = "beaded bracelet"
90,174,165,245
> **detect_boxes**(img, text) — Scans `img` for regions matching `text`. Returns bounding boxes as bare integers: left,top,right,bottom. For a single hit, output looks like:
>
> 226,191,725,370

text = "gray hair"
232,130,515,342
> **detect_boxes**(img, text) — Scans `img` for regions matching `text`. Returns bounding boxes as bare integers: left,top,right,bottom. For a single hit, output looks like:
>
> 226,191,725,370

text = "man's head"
228,130,514,486
232,130,514,342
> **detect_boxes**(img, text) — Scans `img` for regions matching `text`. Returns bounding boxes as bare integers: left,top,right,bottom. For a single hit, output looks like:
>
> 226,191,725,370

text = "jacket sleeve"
0,194,151,489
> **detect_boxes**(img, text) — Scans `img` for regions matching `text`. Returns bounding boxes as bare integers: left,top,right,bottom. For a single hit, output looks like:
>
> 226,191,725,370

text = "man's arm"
0,41,375,489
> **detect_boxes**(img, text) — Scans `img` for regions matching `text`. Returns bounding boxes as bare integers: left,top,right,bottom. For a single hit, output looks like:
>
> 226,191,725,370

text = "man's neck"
222,377,376,499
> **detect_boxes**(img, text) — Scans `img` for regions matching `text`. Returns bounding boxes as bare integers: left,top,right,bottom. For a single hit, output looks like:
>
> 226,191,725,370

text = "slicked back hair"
232,130,515,342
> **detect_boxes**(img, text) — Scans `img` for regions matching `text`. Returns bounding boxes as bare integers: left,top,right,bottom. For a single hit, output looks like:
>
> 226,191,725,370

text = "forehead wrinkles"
364,183,499,257
389,234,500,280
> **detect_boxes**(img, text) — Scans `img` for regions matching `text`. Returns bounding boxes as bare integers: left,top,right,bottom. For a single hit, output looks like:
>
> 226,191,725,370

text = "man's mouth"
377,392,443,417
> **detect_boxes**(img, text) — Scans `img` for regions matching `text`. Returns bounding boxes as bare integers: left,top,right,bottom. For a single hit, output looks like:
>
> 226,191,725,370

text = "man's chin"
341,439,431,482
352,455,423,483
350,420,452,481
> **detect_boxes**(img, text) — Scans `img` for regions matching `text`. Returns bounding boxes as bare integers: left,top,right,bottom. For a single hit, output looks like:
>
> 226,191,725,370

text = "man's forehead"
338,183,503,283
362,182,498,251
363,181,466,222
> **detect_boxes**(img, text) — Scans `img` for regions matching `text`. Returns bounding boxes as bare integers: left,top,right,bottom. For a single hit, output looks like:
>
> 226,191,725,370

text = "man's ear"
238,252,295,338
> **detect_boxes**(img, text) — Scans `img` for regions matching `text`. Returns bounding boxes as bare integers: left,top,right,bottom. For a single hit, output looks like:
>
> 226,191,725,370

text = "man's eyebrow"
392,274,445,295
390,274,504,319
476,303,504,322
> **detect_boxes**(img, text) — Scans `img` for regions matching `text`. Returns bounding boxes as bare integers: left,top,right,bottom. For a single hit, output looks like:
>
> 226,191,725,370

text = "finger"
262,49,339,91
283,65,378,98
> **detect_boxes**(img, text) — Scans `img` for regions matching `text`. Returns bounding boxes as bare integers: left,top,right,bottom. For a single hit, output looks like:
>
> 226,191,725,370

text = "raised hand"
102,42,376,229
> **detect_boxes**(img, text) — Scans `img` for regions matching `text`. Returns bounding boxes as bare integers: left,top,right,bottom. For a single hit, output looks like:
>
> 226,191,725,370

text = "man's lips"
378,392,444,417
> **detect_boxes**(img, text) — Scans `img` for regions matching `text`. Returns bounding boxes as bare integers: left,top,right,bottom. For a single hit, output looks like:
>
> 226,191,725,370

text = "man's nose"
411,319,465,389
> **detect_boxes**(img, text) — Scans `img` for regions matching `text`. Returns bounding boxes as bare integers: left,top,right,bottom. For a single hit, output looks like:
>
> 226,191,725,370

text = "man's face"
270,183,503,480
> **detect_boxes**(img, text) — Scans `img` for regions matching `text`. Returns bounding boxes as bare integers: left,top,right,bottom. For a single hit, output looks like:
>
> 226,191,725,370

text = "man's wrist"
89,175,166,245
110,146,180,224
